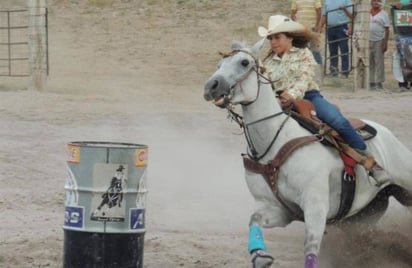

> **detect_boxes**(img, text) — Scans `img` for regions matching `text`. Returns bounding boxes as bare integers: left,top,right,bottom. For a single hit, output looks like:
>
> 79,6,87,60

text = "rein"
224,49,290,161
228,107,291,161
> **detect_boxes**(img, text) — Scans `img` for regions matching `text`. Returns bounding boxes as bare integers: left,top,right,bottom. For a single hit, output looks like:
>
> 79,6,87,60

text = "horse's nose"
204,78,220,101
210,79,219,90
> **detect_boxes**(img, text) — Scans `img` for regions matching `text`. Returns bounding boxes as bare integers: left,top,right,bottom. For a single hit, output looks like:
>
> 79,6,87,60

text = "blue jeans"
327,25,349,76
304,90,366,150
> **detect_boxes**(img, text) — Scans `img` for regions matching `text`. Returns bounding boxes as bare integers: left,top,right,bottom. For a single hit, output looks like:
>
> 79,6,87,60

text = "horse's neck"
241,83,301,158
241,83,282,126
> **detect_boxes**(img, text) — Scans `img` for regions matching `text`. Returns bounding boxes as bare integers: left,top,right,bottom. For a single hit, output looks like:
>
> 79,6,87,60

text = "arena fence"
0,8,48,77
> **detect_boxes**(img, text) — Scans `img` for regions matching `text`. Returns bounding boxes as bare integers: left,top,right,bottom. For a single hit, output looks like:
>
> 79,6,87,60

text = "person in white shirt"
369,0,390,90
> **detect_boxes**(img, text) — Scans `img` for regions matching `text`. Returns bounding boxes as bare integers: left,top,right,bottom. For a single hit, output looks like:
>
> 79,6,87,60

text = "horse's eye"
241,59,249,67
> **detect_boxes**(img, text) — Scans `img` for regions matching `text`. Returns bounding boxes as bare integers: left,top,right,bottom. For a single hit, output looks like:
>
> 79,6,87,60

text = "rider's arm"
287,49,318,100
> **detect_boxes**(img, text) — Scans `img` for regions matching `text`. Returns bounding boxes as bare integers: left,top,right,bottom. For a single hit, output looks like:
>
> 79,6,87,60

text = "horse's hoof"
251,250,273,268
305,253,318,268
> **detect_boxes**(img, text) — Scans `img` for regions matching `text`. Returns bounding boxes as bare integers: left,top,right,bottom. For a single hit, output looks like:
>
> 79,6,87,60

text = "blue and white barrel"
63,141,148,268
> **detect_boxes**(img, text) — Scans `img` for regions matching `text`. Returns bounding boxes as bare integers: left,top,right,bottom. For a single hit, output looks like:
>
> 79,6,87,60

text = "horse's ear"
231,41,245,50
251,38,265,55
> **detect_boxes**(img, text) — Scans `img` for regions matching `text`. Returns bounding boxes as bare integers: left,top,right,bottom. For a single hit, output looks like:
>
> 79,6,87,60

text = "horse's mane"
218,40,249,58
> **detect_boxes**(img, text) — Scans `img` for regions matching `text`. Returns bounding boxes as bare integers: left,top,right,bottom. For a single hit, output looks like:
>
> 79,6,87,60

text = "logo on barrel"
67,144,80,164
130,208,145,230
64,206,84,229
135,148,148,167
90,164,127,222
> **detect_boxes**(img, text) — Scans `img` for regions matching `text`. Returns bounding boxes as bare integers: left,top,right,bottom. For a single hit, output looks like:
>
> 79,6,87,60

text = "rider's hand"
279,91,294,109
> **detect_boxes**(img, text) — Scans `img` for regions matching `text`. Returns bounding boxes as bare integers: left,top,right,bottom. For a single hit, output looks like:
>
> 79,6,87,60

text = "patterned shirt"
291,0,322,27
264,47,320,99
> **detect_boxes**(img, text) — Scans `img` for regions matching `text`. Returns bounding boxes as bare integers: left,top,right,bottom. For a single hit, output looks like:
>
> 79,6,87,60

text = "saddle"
289,99,377,171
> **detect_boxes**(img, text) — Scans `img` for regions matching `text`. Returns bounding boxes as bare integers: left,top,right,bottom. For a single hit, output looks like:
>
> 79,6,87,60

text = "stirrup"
251,250,274,268
359,155,376,171
367,163,386,187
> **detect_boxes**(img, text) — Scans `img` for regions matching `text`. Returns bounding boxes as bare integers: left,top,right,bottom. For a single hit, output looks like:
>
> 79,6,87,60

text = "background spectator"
369,0,390,90
392,0,412,91
394,0,412,9
291,0,324,84
317,0,353,77
291,0,323,64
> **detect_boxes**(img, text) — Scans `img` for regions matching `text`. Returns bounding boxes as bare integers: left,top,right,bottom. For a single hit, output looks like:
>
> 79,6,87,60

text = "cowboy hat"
258,15,305,37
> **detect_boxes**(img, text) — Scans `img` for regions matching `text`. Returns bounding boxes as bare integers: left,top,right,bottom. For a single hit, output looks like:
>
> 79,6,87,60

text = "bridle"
222,49,292,161
219,48,269,107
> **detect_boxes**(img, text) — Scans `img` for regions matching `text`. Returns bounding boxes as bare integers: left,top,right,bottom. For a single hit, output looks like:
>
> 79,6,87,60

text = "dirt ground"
1,0,412,267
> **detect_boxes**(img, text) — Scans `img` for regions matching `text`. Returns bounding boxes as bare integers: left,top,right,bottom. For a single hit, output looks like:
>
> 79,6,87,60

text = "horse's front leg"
301,187,329,268
248,205,291,268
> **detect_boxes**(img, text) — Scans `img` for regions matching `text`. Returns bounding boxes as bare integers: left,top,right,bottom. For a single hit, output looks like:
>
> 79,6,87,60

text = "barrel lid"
69,141,147,149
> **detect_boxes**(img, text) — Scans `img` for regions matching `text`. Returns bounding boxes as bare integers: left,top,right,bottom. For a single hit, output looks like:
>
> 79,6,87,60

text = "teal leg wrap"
248,225,267,253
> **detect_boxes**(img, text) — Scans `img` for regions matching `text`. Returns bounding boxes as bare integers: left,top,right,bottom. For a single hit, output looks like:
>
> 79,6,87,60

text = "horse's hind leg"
248,206,290,268
389,184,412,215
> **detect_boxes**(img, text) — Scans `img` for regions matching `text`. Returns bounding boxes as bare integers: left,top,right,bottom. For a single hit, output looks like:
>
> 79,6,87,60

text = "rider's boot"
368,163,390,185
358,149,391,186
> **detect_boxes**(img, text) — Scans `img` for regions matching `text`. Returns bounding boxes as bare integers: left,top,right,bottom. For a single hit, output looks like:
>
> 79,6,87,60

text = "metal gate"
0,9,48,77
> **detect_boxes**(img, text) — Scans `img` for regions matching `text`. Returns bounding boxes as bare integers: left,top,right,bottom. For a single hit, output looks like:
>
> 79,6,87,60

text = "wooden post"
27,0,47,91
353,0,370,91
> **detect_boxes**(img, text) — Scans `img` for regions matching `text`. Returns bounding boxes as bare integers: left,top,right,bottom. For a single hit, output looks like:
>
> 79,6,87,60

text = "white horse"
203,39,412,268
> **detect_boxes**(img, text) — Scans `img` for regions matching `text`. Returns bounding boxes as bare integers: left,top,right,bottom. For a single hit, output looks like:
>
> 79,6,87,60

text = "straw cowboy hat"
258,15,305,37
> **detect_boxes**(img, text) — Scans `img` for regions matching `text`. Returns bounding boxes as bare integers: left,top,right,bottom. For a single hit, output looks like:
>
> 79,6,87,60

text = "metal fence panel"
0,9,48,77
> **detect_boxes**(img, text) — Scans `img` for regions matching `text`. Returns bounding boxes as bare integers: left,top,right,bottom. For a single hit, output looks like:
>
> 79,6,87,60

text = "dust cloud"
319,199,412,268
135,114,255,234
